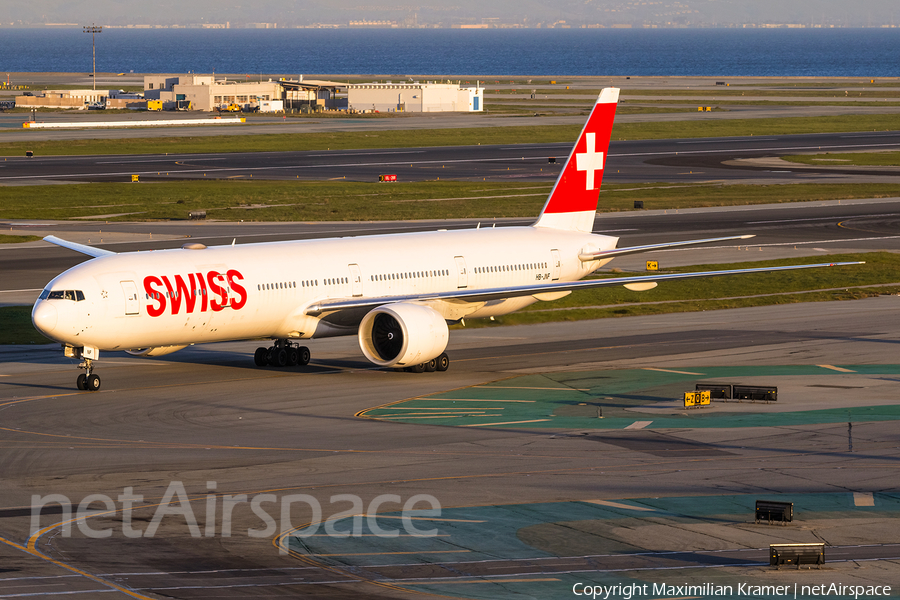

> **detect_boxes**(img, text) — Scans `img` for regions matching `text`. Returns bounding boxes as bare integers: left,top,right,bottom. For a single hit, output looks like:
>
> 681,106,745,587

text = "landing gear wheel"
436,353,450,372
424,358,437,372
411,363,426,373
274,349,287,367
298,346,310,366
75,356,99,391
254,347,268,367
86,374,101,391
287,347,300,366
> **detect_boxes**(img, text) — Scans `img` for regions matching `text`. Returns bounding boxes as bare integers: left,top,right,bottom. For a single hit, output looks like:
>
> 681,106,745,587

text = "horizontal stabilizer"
579,235,755,261
43,235,115,258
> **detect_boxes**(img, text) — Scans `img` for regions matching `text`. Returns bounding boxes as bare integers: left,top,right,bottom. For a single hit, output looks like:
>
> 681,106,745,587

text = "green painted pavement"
289,492,900,599
360,365,900,430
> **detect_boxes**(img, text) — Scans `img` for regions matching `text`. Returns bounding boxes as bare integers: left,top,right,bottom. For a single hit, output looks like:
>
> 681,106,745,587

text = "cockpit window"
44,290,85,301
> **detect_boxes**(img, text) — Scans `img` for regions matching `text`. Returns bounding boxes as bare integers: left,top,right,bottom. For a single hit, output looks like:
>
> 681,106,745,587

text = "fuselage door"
454,256,468,289
121,280,140,315
550,249,561,281
348,263,363,297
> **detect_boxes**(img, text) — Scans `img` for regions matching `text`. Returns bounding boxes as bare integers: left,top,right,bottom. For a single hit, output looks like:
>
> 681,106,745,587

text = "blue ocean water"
1,27,898,77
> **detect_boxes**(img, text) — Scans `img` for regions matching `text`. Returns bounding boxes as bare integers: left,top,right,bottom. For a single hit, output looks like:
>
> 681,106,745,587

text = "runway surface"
1,200,900,597
2,130,900,186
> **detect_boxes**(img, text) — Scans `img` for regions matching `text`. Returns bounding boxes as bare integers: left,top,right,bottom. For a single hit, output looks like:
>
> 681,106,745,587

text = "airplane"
31,87,860,391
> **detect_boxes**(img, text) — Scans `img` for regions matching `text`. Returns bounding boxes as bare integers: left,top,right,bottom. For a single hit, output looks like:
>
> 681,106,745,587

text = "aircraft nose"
32,301,58,334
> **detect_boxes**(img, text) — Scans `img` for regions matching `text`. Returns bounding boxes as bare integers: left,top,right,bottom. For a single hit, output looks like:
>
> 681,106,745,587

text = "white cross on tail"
575,132,605,191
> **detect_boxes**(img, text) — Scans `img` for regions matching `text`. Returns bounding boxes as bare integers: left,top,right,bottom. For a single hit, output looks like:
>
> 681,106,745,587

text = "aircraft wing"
305,260,864,317
43,236,115,258
578,234,756,261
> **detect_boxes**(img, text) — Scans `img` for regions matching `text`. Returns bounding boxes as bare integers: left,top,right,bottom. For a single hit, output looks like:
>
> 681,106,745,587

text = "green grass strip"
620,88,900,98
0,306,52,345
0,234,41,244
1,181,898,222
783,151,900,167
1,114,898,156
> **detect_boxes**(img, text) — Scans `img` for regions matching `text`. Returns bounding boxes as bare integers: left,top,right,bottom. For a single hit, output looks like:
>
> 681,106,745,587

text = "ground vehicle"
147,100,163,111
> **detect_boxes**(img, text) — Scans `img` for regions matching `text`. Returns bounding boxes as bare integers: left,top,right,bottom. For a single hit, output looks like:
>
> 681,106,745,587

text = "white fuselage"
33,226,618,352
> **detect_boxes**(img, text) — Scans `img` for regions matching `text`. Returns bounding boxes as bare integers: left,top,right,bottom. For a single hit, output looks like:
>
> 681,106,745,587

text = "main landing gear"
254,340,311,368
401,352,450,373
75,358,101,391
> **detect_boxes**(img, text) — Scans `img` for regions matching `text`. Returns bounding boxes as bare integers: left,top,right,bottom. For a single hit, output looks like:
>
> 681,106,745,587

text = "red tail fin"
533,88,619,232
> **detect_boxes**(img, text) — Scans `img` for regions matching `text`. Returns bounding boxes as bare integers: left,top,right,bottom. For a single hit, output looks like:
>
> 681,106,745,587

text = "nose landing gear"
65,346,101,391
76,359,101,391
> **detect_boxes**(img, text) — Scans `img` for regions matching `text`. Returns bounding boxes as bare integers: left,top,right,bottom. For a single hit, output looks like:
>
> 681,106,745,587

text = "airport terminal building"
143,74,342,112
13,76,484,113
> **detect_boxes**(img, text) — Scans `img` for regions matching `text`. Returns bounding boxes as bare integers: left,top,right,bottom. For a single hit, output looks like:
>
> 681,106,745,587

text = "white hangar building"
348,82,483,113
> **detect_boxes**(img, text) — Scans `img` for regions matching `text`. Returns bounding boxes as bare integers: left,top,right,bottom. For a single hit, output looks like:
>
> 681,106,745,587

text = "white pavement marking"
854,492,875,507
616,141,900,158
474,386,590,391
657,234,900,252
464,419,551,427
0,591,117,598
624,421,652,430
643,368,705,375
586,499,657,512
426,398,536,403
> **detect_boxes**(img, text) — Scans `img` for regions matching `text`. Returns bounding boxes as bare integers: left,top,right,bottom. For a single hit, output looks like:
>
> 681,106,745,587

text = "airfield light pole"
83,24,102,91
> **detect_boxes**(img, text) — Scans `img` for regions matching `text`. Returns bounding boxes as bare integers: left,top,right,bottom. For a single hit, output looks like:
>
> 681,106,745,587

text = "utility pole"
83,24,102,91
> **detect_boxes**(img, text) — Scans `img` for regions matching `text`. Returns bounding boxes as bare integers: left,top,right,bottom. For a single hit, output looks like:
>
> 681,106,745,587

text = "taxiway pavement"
1,297,899,598
2,131,900,186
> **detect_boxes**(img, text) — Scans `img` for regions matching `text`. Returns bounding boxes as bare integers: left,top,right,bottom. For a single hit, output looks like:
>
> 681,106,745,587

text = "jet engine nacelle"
358,303,449,368
126,345,188,357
